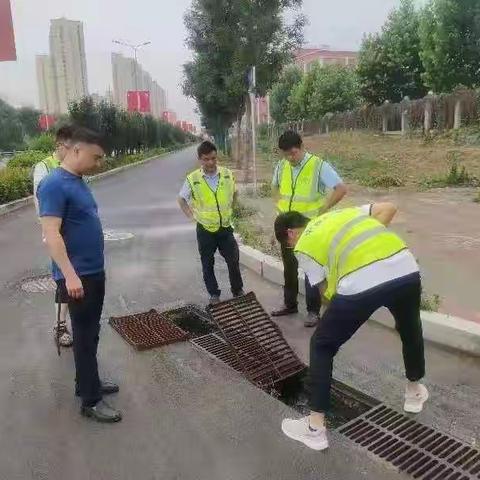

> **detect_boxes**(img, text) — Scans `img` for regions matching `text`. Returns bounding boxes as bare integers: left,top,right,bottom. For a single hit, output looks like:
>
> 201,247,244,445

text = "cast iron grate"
109,309,189,351
339,404,480,479
20,274,56,293
207,292,305,389
192,333,244,372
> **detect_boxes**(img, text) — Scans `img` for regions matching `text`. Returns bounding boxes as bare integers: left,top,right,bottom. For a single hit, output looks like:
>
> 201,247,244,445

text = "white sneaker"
281,417,329,451
404,384,429,413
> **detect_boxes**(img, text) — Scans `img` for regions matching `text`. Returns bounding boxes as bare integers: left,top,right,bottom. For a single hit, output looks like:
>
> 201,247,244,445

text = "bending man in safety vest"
33,124,77,348
275,203,428,451
178,141,244,304
271,131,347,327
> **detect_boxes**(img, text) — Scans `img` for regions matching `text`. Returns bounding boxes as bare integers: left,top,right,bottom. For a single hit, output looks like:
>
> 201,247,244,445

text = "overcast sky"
0,0,401,124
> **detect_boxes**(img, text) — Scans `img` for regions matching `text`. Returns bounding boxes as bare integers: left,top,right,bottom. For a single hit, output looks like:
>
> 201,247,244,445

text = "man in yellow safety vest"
274,203,428,451
178,141,244,304
33,124,77,348
271,130,347,327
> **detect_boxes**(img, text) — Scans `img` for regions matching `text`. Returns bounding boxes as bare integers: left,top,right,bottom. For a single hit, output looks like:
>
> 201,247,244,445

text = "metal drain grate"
162,304,216,338
207,292,305,389
192,333,244,372
109,309,189,350
20,274,56,293
339,404,480,479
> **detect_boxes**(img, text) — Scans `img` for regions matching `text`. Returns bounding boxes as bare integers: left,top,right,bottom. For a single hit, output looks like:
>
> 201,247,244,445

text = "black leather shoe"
271,306,298,317
81,400,122,423
76,381,120,397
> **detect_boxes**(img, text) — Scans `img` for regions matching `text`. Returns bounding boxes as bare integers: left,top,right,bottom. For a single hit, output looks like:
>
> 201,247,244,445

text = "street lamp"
112,39,151,91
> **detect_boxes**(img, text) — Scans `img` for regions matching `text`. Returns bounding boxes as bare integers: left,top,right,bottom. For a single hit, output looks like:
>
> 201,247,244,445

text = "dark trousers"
281,242,321,314
308,273,425,412
56,272,105,407
196,224,244,297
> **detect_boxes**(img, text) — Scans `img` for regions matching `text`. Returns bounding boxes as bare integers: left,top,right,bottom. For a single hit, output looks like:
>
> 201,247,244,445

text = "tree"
420,0,480,92
183,0,305,139
17,107,41,138
0,99,23,151
289,64,360,120
270,65,302,123
357,0,427,104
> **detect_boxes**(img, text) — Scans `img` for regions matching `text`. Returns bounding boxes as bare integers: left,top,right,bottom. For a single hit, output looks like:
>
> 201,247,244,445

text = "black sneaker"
75,381,119,397
81,400,122,423
271,306,298,317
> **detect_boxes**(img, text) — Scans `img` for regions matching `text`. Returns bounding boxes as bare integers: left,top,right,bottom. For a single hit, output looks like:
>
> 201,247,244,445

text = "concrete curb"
238,243,480,357
0,145,194,217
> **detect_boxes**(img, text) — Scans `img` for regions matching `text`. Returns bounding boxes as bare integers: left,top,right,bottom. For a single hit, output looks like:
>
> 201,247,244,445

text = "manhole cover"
103,229,134,241
20,275,56,293
109,309,189,350
339,404,480,479
161,305,216,338
207,292,305,389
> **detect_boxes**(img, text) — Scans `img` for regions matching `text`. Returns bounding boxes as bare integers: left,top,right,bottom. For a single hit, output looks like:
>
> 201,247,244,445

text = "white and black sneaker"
281,417,329,451
404,383,429,413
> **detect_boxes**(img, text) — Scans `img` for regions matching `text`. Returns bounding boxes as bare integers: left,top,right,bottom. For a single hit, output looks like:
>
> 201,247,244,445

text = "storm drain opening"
109,309,189,350
339,404,480,479
161,305,218,338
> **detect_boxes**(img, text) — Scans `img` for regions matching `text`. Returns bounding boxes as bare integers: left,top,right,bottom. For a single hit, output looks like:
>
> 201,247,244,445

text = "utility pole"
249,66,257,192
112,39,151,105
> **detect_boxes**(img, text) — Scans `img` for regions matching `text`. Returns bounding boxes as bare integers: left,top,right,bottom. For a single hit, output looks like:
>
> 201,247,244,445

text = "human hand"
66,274,84,300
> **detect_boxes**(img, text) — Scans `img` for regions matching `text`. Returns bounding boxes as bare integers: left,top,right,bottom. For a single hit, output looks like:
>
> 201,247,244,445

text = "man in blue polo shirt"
37,127,121,423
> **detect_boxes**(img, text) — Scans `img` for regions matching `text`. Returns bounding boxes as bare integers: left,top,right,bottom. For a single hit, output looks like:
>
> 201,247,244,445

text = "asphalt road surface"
0,147,478,480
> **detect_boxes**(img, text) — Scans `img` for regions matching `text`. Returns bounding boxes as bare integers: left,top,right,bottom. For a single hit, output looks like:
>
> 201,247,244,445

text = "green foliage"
28,133,55,153
366,174,405,188
357,0,427,104
7,150,46,170
421,152,479,187
0,168,32,204
183,0,305,137
0,99,24,151
289,64,360,120
16,107,41,137
420,0,480,93
270,66,303,123
68,97,193,156
420,293,441,312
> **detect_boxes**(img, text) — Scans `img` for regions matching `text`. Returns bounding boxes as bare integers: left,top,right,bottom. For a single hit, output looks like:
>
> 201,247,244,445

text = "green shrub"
0,168,32,204
7,150,46,170
422,152,479,188
366,174,405,188
28,133,55,153
420,293,441,312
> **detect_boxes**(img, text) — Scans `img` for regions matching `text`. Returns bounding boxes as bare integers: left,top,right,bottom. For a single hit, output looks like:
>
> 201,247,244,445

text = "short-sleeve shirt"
296,205,419,296
37,168,104,281
272,152,343,193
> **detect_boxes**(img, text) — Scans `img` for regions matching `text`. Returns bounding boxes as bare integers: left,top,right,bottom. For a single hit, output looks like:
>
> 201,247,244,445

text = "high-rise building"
49,18,89,113
36,55,58,114
111,52,166,118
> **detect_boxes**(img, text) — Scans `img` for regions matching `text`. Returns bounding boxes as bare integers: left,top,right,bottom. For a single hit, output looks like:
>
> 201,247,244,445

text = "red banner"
39,114,56,131
127,91,151,113
0,0,16,61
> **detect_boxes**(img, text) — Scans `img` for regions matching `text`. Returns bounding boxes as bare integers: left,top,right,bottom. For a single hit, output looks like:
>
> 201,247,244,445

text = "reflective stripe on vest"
277,155,325,218
295,208,407,299
187,166,234,232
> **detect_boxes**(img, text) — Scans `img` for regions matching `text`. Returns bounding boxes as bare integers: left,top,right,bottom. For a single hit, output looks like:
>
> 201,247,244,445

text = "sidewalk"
240,185,480,324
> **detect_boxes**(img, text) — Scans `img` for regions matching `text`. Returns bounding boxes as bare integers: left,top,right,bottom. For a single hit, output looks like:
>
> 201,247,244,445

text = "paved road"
0,147,478,479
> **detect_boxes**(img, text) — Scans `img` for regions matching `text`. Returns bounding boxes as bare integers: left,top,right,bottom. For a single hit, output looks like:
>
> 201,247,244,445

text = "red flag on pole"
0,0,16,61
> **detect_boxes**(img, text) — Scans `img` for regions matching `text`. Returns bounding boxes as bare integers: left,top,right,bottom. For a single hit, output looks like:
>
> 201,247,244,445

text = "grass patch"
474,191,480,203
420,293,441,312
421,152,479,188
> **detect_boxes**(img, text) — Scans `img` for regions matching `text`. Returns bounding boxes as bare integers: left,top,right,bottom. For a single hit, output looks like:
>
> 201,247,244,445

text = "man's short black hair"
274,211,310,243
197,140,217,158
278,130,303,151
70,127,106,151
55,123,77,143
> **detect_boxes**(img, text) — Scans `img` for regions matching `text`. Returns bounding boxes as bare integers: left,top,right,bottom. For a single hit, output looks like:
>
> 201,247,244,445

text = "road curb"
0,145,194,218
238,243,480,357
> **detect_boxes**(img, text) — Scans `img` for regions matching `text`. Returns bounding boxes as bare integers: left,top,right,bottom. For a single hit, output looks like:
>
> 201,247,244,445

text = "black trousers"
56,272,105,407
196,224,244,297
309,273,425,412
281,242,321,314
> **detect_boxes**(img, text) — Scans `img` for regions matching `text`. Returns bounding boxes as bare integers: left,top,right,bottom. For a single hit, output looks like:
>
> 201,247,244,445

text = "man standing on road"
33,124,76,349
37,127,122,423
271,130,347,327
178,141,244,305
275,203,428,451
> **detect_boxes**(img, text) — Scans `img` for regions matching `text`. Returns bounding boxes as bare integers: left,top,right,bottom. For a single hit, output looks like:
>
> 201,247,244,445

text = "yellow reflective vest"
295,207,407,299
277,154,325,218
187,166,235,232
41,155,60,172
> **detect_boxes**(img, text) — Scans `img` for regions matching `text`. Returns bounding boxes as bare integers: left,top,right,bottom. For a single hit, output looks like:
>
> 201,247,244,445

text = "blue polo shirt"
37,168,104,281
